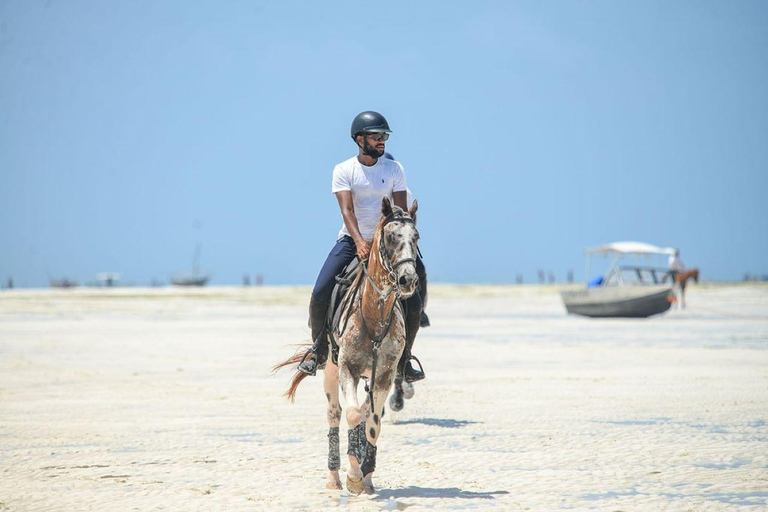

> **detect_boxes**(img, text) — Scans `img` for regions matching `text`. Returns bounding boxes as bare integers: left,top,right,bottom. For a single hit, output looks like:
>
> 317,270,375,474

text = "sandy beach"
1,283,766,511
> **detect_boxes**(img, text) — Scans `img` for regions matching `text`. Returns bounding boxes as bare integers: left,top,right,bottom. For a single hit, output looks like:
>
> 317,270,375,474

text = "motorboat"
562,242,676,318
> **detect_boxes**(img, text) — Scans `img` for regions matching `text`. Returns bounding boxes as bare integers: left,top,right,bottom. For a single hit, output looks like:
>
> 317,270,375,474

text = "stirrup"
297,349,318,376
403,355,426,383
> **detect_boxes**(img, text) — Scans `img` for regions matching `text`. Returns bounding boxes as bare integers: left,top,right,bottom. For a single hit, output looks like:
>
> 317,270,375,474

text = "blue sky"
1,0,766,287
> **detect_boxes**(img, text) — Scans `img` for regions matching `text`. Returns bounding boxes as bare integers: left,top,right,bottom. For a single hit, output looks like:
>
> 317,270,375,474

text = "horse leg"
389,376,405,412
359,385,391,494
323,361,342,490
680,283,686,309
339,363,366,494
346,421,367,494
402,379,415,399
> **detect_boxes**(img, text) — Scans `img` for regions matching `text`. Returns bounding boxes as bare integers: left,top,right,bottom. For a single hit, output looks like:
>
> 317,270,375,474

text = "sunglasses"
365,132,390,141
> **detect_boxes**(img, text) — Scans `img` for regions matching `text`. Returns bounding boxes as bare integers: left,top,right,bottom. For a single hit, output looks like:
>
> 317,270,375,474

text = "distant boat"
49,278,78,288
171,274,210,287
171,243,211,287
561,242,675,318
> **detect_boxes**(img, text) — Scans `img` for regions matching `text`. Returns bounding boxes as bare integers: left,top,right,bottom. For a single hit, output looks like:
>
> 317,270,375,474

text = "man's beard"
362,139,385,158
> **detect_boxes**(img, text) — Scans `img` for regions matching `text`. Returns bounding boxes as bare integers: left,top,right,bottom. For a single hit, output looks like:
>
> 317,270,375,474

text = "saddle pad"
326,258,361,364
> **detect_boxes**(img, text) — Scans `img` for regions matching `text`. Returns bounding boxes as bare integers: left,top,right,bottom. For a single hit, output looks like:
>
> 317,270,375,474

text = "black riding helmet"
350,111,391,142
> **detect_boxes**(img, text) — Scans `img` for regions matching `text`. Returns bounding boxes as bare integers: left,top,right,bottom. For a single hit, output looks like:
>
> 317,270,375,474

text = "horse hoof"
363,484,375,495
389,391,404,412
402,381,415,399
327,473,342,490
346,475,364,495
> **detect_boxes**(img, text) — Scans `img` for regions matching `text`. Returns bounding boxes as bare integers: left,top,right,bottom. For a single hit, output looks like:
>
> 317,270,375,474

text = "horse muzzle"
396,271,419,298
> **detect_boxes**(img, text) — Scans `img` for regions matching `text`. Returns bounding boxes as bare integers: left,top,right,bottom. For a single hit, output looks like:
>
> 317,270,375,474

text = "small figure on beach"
668,248,684,284
669,249,699,308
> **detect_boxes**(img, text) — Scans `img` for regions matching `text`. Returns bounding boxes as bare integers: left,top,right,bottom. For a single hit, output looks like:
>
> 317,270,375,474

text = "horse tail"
285,370,310,402
271,345,311,402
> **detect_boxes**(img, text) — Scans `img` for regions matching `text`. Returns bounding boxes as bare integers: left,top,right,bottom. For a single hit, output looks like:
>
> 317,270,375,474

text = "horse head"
376,196,420,298
692,268,699,283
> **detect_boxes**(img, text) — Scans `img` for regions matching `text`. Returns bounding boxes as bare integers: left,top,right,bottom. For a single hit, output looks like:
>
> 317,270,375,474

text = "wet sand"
1,283,766,511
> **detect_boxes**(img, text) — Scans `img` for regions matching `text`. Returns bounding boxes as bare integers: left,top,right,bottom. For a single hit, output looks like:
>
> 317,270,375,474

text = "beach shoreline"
1,284,766,511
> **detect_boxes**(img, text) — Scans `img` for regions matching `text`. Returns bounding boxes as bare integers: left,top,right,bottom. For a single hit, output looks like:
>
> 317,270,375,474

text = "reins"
358,212,417,415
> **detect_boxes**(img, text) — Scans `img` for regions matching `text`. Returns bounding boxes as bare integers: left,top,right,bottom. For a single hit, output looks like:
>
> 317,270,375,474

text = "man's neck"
357,153,378,167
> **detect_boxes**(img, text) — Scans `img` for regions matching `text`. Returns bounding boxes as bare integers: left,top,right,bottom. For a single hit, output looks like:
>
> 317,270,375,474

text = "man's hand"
355,239,371,260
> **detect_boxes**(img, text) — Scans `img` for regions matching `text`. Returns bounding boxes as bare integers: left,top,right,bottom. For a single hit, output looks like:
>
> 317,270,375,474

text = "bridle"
357,211,419,412
361,211,418,303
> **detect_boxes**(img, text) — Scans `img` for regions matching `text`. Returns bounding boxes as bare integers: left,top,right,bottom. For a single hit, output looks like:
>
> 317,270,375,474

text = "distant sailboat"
171,243,211,286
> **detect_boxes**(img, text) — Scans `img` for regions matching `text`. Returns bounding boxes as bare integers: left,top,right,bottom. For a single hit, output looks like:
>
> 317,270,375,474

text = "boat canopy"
585,242,676,256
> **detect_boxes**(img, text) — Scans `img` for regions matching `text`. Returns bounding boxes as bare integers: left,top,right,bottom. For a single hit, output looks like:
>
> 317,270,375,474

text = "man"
384,152,430,328
298,111,425,383
668,249,684,284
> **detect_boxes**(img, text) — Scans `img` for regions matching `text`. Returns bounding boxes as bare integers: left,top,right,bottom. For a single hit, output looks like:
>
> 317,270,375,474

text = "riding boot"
297,298,330,376
397,294,425,383
416,257,430,328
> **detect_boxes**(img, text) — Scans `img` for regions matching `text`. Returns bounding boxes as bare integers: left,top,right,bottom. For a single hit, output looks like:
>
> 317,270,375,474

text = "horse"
274,196,420,495
674,268,699,308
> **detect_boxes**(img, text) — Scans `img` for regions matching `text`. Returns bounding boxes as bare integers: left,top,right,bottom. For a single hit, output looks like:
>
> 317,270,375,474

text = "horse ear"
382,196,393,217
408,199,418,222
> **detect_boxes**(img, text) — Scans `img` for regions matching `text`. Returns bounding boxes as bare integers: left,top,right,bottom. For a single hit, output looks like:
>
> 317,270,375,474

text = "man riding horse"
298,111,426,384
668,248,684,284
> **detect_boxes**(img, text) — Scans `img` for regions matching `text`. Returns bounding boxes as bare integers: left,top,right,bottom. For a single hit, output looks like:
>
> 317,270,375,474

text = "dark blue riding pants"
312,236,358,304
312,236,422,314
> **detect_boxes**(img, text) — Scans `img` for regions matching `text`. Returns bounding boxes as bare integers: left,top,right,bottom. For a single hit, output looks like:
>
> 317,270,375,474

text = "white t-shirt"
668,254,683,271
332,156,407,240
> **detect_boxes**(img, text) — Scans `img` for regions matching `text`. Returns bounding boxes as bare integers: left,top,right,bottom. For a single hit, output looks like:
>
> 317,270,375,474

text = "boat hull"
171,275,210,287
561,285,673,318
